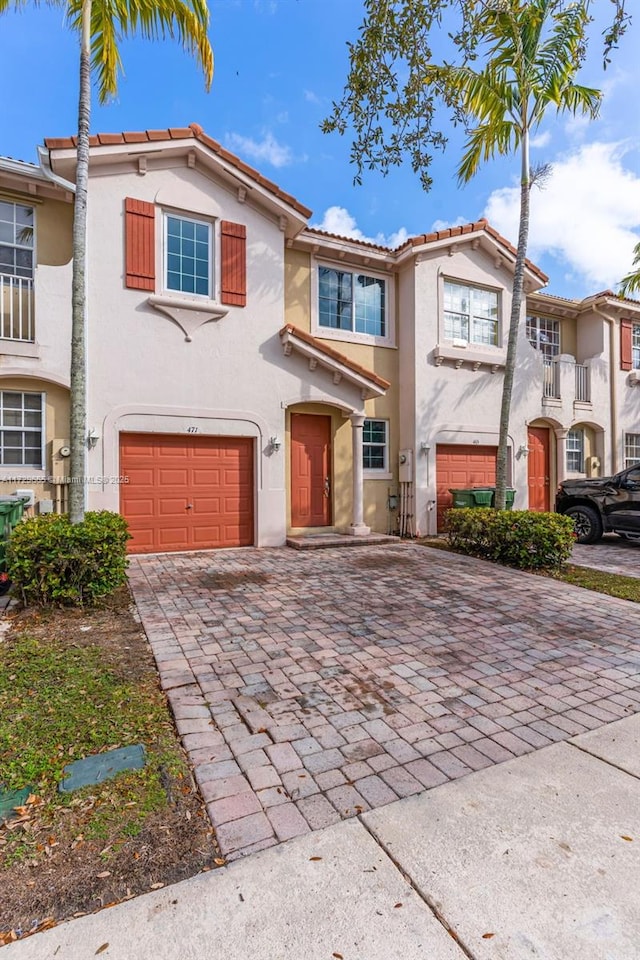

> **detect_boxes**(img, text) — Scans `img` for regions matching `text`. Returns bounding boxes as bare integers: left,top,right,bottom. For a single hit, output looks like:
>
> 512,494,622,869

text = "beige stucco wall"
284,248,311,333
37,199,73,268
0,376,69,505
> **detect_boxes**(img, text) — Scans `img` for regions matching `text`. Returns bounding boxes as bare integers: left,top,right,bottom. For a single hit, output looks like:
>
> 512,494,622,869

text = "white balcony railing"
0,274,35,342
575,363,591,402
543,358,560,399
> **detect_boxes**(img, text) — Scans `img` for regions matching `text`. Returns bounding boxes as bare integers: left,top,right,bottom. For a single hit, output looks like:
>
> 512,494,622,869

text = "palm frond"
457,119,519,183
620,241,640,298
67,0,212,102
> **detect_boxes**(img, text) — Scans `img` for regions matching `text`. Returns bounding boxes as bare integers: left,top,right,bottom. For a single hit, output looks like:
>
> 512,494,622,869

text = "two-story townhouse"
42,124,391,553
0,154,74,510
3,124,639,550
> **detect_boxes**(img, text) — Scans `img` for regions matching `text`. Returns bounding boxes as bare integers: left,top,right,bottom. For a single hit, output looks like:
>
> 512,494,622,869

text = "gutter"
36,144,76,194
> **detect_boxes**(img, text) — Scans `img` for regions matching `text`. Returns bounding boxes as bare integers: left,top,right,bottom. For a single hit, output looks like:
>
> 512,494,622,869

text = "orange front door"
120,433,254,553
527,427,550,512
290,414,331,527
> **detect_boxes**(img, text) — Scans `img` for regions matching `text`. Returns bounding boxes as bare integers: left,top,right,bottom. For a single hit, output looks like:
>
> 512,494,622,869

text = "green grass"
418,538,640,603
543,564,640,602
0,633,187,863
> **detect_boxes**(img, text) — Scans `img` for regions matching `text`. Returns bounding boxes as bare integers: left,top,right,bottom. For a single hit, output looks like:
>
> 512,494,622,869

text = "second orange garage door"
436,444,497,532
120,433,254,554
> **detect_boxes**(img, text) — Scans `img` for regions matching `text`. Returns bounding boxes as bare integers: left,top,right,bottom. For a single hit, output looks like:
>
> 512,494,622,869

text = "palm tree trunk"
69,0,92,524
495,128,531,511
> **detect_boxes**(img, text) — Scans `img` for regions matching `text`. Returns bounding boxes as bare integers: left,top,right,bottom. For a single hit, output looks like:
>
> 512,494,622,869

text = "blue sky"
1,0,639,299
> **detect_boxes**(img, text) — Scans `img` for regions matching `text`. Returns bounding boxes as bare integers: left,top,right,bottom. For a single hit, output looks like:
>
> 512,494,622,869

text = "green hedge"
7,511,130,606
445,508,575,570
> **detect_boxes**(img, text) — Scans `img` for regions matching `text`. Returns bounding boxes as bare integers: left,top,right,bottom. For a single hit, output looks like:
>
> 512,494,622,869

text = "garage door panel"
192,469,222,486
436,444,497,533
123,499,155,518
157,468,190,486
120,433,254,553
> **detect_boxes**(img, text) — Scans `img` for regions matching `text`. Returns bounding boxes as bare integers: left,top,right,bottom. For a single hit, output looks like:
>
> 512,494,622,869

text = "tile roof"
44,123,312,219
397,218,548,283
305,229,393,253
304,219,548,283
279,324,391,390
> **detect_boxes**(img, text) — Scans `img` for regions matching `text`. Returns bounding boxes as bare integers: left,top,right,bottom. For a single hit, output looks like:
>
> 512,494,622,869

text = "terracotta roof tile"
306,229,393,253
44,123,312,219
393,218,547,283
280,324,391,391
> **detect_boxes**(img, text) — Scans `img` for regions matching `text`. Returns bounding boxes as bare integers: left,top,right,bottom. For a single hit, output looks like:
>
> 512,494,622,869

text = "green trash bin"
0,501,17,540
448,489,476,508
471,488,494,507
0,496,29,532
488,488,516,509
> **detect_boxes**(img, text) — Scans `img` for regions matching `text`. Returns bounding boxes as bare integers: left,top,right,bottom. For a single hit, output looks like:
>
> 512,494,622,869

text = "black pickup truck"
556,465,640,544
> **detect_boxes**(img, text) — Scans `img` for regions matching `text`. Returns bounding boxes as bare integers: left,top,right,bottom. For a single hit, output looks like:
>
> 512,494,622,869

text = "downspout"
36,145,77,195
592,303,618,474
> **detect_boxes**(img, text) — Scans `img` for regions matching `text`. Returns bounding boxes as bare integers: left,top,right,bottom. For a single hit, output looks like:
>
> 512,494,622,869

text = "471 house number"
187,426,199,433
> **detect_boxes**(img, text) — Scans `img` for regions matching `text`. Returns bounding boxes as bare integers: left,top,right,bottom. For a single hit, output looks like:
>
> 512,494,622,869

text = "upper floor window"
443,281,498,346
625,433,640,467
0,201,34,281
319,267,386,339
633,323,640,369
566,428,584,473
165,213,211,297
0,391,43,467
527,316,560,357
363,419,388,471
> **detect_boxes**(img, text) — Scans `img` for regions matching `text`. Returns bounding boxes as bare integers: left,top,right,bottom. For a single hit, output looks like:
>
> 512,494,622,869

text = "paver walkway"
129,543,640,859
572,535,640,578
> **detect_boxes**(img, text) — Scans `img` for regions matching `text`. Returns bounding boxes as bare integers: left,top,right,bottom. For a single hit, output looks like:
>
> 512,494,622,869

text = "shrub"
7,511,130,606
445,508,575,570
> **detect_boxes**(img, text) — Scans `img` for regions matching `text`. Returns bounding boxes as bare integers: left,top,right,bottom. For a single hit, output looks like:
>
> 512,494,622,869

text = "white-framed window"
362,419,388,471
443,280,499,346
0,201,34,280
624,433,640,467
566,428,584,473
164,213,212,297
526,315,560,357
633,323,640,370
0,391,44,467
318,267,386,339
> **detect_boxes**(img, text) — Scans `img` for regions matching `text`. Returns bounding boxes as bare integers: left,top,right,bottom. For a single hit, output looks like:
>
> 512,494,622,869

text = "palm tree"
0,0,213,523
620,242,640,298
427,0,600,508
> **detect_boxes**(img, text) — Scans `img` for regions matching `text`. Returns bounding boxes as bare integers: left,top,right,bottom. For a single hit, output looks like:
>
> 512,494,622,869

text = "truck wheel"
565,505,603,544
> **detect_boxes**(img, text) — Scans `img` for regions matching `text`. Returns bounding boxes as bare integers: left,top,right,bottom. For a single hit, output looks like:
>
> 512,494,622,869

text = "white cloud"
484,141,640,291
431,216,469,232
311,206,411,249
304,90,321,105
225,131,293,168
530,130,551,149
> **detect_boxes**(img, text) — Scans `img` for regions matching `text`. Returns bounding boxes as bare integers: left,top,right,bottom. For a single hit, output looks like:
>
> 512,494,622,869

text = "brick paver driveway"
572,535,640,578
129,544,640,859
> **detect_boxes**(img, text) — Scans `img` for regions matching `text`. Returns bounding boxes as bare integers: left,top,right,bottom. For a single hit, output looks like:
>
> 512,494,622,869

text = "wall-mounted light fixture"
420,442,431,454
517,444,530,458
86,429,100,450
269,436,282,453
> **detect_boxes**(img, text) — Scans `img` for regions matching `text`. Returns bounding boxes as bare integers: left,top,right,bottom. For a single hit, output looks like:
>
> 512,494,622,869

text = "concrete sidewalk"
5,714,640,960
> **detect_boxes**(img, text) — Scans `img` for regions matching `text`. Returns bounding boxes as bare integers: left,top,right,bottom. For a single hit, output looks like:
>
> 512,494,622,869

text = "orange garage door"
120,433,254,554
436,444,497,532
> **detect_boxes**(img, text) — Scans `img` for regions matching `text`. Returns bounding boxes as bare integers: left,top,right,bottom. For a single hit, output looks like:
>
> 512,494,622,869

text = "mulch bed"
0,588,221,946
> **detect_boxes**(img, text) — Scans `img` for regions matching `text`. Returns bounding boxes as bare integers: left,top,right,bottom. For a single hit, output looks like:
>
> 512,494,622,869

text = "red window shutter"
621,319,633,371
125,198,155,291
220,221,246,306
